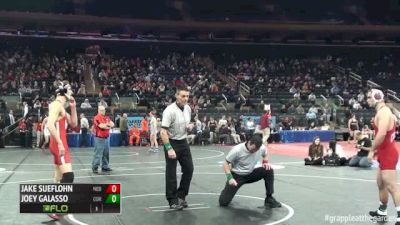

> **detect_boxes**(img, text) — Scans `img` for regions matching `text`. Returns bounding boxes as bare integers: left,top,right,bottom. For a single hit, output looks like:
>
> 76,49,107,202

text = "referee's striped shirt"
161,102,191,140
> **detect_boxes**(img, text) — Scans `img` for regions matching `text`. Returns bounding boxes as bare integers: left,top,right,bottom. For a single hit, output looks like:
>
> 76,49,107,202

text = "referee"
160,85,193,210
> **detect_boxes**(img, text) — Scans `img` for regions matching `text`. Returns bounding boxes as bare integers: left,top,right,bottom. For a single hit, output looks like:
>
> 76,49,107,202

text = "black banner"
20,183,120,214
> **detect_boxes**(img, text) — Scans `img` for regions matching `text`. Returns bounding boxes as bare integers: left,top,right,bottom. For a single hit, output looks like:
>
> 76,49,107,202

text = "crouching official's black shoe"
264,196,282,208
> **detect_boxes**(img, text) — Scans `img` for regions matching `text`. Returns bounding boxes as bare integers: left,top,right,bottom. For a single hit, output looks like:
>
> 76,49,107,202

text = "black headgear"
55,82,71,96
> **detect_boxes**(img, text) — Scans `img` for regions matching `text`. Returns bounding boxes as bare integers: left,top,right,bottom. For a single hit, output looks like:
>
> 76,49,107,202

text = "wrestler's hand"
67,96,76,108
167,149,176,159
367,151,375,162
228,178,238,186
263,159,272,170
263,162,272,170
58,142,65,156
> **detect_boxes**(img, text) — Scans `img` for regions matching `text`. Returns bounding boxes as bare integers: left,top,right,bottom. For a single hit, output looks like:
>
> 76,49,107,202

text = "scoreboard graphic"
20,184,121,213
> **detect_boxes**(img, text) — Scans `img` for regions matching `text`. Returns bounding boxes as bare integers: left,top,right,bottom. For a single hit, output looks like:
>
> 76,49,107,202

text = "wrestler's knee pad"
60,172,74,183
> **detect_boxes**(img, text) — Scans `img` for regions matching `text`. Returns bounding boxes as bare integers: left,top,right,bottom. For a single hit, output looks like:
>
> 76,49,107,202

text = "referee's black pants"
164,139,194,203
219,167,274,206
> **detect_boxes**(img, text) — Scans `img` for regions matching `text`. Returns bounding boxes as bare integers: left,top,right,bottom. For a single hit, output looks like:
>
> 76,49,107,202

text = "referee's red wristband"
263,159,269,164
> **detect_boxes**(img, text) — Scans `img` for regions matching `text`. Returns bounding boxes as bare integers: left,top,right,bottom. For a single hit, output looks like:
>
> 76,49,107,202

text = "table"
278,130,335,143
67,133,121,147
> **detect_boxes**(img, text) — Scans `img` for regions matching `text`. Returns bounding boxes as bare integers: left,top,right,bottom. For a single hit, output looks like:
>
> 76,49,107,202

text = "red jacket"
93,114,111,138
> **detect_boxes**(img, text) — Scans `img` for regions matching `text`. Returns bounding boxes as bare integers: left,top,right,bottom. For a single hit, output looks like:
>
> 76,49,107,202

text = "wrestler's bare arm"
371,108,392,151
47,102,63,145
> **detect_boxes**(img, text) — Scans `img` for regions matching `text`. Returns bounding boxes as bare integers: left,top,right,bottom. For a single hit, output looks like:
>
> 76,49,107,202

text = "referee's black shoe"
169,199,184,210
178,198,188,208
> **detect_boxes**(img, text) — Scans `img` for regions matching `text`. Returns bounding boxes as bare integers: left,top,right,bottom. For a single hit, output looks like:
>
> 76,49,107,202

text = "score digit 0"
112,195,116,203
105,184,120,194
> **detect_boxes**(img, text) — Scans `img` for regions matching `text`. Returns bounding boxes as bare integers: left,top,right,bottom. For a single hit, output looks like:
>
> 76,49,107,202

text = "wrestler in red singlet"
373,121,399,170
49,115,71,165
367,89,400,225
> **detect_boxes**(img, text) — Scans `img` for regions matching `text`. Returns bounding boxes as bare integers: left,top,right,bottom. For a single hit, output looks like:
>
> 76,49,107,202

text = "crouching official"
219,134,281,208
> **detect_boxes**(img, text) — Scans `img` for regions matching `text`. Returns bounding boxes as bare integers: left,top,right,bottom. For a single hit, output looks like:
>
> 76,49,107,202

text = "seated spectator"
245,117,256,139
324,140,348,166
80,99,92,109
218,124,231,145
352,101,362,111
296,105,305,114
308,92,316,103
305,136,324,166
306,110,317,127
289,86,297,94
102,85,112,96
280,104,288,113
357,91,365,103
280,117,293,130
187,125,197,145
348,131,372,168
98,99,108,108
307,121,318,130
33,100,42,109
200,125,211,145
77,83,87,96
287,104,296,114
320,122,331,130
229,123,241,144
293,91,300,100
18,118,27,133
308,105,318,115
129,124,141,146
348,114,359,142
218,115,228,127
208,116,217,143
41,99,49,109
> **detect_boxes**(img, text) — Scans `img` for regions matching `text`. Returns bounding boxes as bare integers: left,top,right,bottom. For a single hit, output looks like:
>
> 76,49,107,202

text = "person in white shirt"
77,84,86,96
308,105,318,114
245,117,256,140
293,92,300,100
80,99,92,109
308,92,316,103
289,86,297,94
7,110,15,126
98,99,108,108
33,100,42,109
23,101,29,118
353,101,362,110
80,113,89,147
357,92,365,103
218,115,227,128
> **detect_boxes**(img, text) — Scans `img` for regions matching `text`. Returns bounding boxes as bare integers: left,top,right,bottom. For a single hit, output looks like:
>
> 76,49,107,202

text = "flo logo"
43,205,50,212
42,205,69,213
